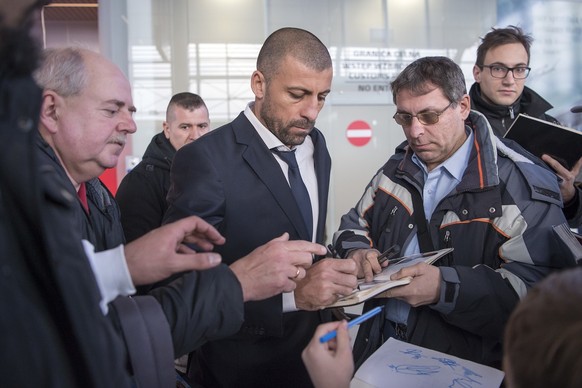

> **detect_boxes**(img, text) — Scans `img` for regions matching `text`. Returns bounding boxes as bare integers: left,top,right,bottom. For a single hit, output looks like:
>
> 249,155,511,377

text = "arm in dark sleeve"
149,264,244,358
563,184,582,227
116,169,166,243
163,144,225,227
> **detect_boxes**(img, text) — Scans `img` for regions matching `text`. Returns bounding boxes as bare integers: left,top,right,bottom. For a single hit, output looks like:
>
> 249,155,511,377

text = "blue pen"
319,306,384,343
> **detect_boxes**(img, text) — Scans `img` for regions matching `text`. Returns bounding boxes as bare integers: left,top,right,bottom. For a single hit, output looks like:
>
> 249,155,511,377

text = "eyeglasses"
481,64,531,79
393,101,454,126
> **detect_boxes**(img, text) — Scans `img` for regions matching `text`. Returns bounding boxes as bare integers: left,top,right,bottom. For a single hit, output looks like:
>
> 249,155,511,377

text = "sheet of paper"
352,338,504,388
361,248,452,286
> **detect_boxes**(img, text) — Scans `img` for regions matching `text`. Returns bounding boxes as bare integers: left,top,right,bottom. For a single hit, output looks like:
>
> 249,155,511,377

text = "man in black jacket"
117,92,211,243
470,25,582,227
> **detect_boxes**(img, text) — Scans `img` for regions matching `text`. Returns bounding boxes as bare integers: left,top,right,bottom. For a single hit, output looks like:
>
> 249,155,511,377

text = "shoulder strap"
400,180,434,253
112,296,174,388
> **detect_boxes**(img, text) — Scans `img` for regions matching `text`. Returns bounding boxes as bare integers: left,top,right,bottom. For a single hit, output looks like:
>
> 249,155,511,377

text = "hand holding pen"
349,245,400,282
302,320,354,388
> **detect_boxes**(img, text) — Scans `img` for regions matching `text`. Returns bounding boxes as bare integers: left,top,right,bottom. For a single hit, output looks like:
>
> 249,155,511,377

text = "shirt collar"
244,102,290,151
412,127,474,182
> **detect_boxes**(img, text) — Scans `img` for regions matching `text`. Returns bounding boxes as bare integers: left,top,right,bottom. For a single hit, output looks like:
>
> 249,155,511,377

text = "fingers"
572,157,582,175
312,321,344,340
349,248,381,280
334,320,351,353
176,215,226,248
264,234,326,269
388,263,442,305
542,154,567,175
362,250,382,281
172,251,222,272
289,266,307,281
543,155,580,203
285,241,327,267
391,262,423,280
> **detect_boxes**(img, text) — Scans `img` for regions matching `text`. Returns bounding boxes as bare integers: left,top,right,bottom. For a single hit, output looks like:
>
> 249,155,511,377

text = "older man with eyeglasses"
470,25,582,228
332,56,579,369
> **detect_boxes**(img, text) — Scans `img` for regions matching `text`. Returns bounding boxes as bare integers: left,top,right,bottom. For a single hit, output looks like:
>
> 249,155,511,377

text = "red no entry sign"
346,120,372,147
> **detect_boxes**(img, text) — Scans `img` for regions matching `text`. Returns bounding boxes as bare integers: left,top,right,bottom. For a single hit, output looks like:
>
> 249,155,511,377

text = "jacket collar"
141,132,176,170
469,83,554,120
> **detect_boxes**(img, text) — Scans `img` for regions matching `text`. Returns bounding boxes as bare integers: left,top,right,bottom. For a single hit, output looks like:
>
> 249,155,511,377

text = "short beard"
260,100,314,147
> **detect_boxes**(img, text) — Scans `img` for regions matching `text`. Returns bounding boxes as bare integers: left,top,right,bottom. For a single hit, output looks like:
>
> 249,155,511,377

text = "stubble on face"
259,95,315,147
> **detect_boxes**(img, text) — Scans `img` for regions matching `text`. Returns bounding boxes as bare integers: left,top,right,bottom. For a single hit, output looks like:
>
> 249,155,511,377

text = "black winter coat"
117,132,175,242
0,43,131,387
35,134,246,358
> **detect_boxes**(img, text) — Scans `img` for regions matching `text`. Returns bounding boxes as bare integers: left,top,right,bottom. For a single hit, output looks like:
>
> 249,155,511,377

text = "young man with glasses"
470,25,582,228
333,56,579,369
470,25,551,137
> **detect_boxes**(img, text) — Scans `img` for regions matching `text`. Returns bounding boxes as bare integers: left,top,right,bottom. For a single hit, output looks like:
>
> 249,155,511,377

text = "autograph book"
503,113,582,169
327,248,453,308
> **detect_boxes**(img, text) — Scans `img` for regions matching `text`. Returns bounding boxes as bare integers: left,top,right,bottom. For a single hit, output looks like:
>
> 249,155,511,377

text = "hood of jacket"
469,83,554,119
140,132,176,172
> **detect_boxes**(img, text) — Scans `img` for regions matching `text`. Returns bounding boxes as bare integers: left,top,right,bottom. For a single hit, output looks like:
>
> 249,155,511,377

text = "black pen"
314,244,339,261
377,244,401,265
326,244,340,258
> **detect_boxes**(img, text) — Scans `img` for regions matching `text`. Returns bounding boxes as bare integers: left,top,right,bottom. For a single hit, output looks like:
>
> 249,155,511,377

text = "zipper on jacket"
383,206,398,234
508,106,515,119
442,230,454,266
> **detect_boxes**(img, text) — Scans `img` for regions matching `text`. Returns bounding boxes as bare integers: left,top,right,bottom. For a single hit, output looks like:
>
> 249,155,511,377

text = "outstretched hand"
124,215,225,285
230,233,326,302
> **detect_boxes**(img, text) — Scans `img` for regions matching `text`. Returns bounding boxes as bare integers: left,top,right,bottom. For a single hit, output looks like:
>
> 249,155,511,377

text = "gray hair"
33,47,88,97
390,56,466,105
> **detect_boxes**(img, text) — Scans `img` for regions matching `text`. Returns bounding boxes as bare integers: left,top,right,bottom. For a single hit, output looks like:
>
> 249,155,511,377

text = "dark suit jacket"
164,111,332,388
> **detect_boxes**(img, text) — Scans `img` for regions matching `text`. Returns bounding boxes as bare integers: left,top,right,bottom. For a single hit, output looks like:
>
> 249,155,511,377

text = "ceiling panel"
44,1,98,22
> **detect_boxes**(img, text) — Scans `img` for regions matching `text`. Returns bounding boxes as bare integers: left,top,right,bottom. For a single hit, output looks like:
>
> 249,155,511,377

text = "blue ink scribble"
462,366,483,379
388,364,440,375
400,348,427,360
433,357,461,370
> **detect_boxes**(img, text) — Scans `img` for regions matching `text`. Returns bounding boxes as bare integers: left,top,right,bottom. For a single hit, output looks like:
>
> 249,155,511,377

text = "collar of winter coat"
35,131,115,213
140,132,176,171
469,83,554,120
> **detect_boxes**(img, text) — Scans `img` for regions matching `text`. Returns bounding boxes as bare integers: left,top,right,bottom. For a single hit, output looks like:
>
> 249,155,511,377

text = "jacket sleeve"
149,264,244,358
116,168,165,243
564,185,582,227
332,168,384,255
163,142,225,228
